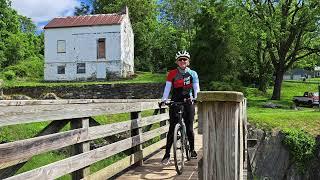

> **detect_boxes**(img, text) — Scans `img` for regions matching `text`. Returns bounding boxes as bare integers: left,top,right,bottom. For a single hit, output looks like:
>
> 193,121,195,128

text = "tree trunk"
258,74,268,93
271,70,284,100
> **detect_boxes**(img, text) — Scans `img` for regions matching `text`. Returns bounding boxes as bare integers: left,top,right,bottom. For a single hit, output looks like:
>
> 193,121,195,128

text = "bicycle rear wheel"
173,123,185,175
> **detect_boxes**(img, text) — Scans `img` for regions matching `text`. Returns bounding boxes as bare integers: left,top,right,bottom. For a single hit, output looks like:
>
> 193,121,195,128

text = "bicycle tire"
180,121,191,161
173,123,184,175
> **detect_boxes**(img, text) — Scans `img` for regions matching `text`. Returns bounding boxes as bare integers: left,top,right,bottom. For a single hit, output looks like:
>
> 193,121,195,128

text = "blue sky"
11,0,92,31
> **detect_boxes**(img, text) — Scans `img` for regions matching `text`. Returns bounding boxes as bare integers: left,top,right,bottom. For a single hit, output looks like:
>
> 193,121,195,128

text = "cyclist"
160,50,200,165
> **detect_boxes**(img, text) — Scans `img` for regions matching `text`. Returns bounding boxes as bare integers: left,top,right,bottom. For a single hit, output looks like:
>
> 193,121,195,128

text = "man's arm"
192,70,200,99
161,81,172,101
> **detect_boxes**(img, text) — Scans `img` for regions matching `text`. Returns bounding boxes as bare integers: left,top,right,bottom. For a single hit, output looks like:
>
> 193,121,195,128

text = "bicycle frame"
162,101,192,174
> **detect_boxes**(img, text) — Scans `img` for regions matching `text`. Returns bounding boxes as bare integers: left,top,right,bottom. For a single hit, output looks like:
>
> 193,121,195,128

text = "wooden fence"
0,99,189,180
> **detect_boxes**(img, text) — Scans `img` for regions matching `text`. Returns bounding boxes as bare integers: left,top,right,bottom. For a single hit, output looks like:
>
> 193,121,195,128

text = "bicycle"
160,100,194,175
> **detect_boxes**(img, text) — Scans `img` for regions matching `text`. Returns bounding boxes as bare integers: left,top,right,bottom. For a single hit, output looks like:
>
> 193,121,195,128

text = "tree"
159,0,201,48
242,0,320,100
191,2,241,84
74,2,91,16
18,15,36,33
232,4,274,92
0,0,43,69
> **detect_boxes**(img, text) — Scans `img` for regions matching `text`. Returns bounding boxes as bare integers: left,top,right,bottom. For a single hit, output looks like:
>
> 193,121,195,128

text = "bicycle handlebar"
159,99,197,108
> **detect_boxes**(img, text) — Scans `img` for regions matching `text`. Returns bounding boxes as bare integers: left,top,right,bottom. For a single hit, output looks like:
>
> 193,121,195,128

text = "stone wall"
248,125,320,180
3,83,165,99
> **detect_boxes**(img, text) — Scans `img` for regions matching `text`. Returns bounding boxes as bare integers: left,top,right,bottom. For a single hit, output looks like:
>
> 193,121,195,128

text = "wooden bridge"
0,91,248,180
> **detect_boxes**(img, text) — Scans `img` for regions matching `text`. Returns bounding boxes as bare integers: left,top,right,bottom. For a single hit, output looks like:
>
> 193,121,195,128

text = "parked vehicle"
292,92,319,107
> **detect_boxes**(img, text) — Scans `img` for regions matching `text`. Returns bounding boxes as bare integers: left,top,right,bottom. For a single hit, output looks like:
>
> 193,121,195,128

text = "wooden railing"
0,99,194,180
197,91,247,180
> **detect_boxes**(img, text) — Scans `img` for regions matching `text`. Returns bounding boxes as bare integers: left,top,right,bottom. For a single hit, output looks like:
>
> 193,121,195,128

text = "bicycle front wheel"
173,123,185,175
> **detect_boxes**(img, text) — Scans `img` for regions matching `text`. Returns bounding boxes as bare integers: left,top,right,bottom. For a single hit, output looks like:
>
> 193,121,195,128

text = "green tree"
18,15,36,33
0,0,43,72
191,2,241,84
242,0,320,100
232,4,274,92
74,2,91,15
159,0,201,48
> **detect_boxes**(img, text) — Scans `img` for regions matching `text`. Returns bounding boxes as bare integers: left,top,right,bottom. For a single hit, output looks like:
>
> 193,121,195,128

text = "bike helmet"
175,50,190,60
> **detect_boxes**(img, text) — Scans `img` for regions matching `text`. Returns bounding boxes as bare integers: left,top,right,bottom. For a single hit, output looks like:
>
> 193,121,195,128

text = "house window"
57,66,65,74
97,38,105,59
77,63,86,74
57,40,66,53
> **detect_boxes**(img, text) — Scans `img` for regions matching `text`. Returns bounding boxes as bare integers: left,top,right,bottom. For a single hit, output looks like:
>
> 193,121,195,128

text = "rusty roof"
44,14,125,29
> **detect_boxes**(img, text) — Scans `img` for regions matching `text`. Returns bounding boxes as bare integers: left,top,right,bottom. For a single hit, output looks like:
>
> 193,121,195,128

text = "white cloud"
11,0,80,24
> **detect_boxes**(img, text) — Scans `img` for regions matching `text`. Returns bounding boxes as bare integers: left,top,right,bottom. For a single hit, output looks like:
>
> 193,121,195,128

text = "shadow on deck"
116,131,202,180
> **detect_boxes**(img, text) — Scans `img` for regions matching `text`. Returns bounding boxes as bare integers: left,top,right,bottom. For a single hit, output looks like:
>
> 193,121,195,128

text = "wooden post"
197,102,203,134
131,111,143,166
198,91,244,180
71,118,90,180
159,108,167,139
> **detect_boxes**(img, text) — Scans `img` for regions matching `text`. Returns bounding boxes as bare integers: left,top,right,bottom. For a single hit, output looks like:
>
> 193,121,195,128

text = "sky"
11,0,91,31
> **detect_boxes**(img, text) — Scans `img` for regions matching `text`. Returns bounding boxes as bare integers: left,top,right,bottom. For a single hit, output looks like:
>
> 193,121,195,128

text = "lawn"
247,80,320,136
1,71,166,88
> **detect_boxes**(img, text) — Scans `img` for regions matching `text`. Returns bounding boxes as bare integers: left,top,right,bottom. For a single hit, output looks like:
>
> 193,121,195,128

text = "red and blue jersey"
166,68,199,102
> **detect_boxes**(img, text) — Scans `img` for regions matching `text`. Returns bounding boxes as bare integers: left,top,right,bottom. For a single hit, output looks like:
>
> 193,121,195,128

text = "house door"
97,62,106,79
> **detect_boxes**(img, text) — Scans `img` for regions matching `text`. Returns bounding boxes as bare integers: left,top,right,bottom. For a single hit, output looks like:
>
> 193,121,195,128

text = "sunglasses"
178,58,188,62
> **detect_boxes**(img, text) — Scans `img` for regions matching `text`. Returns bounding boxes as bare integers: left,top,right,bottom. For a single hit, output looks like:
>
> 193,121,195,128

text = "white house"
44,7,134,81
314,66,320,77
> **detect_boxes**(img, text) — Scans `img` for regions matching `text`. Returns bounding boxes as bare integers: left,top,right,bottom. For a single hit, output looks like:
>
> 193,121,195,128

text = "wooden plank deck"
116,130,203,180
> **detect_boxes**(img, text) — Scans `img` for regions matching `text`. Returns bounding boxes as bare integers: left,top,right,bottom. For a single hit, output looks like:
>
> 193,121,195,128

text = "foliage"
0,0,43,70
207,79,247,96
74,2,91,15
4,56,44,79
159,0,201,48
282,128,316,173
240,0,320,100
191,1,241,84
3,70,15,80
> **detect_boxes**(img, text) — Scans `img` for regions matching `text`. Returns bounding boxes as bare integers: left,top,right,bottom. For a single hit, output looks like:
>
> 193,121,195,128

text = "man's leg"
162,106,178,163
183,104,196,157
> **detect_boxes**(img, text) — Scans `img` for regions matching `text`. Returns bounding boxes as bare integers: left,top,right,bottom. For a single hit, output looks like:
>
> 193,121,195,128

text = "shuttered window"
97,38,105,59
57,40,66,53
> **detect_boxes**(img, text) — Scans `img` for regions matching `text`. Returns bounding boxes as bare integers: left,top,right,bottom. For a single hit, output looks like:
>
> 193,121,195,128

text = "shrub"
3,70,16,80
4,56,43,79
208,79,247,96
282,128,316,173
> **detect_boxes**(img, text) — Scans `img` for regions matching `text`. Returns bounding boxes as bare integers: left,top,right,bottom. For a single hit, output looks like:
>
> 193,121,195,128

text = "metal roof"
44,14,124,29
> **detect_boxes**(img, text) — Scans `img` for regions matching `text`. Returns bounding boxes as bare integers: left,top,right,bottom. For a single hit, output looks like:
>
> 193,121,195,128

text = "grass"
1,71,166,88
247,81,320,136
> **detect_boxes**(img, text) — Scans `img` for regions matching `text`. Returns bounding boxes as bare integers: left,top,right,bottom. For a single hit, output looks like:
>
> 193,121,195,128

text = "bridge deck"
117,130,203,180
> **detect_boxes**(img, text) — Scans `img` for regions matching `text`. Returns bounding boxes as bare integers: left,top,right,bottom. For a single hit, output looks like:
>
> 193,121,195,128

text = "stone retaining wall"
3,83,165,99
248,125,320,180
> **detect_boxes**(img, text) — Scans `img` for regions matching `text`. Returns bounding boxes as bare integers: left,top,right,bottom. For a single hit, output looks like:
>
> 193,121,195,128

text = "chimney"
120,6,129,15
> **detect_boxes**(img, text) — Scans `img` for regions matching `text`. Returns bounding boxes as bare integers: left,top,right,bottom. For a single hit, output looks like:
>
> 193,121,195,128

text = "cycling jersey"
166,67,199,102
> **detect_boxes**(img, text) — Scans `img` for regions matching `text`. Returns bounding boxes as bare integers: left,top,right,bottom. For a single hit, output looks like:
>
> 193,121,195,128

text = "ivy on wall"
282,128,316,173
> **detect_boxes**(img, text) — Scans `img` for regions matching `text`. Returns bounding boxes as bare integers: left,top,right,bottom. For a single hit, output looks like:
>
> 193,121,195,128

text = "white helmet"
175,50,190,60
